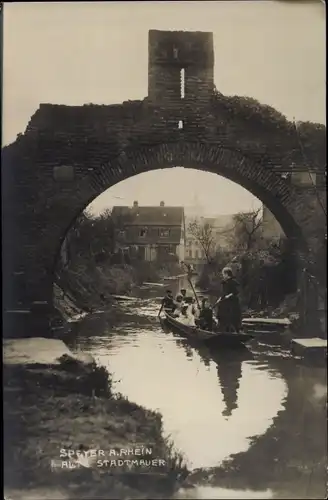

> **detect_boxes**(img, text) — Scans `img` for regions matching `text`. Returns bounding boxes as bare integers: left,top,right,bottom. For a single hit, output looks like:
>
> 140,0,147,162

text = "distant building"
111,201,185,263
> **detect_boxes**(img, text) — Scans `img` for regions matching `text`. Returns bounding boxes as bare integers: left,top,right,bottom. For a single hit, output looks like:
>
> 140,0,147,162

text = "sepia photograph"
2,1,327,499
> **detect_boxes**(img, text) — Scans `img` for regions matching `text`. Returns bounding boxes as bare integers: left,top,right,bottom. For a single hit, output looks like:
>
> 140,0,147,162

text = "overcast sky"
3,1,325,216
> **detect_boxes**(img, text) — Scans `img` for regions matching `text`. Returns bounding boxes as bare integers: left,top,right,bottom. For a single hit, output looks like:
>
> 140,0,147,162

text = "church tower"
185,192,204,220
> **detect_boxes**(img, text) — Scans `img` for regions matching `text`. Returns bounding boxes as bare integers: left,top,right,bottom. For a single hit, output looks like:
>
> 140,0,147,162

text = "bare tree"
232,208,263,252
188,218,216,264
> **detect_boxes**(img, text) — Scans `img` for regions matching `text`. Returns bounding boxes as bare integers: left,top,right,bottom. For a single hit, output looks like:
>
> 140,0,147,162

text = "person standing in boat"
158,290,176,317
215,268,242,332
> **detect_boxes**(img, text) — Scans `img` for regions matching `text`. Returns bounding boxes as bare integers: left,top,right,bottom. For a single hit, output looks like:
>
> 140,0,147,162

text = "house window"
173,47,179,59
139,228,147,237
195,250,199,259
159,228,170,238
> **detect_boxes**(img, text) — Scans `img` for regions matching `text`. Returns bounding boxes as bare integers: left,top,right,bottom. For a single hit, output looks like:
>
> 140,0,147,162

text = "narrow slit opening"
180,68,185,99
178,120,183,129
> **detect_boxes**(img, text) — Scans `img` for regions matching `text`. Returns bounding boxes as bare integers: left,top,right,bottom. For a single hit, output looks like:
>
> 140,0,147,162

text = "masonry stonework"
2,30,326,335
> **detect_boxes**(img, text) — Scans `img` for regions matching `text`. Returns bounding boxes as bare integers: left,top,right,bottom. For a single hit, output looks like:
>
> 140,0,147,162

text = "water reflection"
215,350,251,418
71,298,288,470
167,332,254,418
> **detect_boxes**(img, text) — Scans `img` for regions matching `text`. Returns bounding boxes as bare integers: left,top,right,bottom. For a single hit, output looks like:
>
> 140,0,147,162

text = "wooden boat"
163,312,254,348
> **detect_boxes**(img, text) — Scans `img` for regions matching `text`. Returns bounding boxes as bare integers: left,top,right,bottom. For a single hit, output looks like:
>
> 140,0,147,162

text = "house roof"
111,206,185,227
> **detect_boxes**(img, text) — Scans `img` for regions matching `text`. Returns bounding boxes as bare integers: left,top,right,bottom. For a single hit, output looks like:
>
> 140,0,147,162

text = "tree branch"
188,219,216,264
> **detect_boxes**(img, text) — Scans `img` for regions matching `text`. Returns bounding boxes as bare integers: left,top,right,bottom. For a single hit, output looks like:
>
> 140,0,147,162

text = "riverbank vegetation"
189,211,300,319
4,342,188,499
191,207,326,333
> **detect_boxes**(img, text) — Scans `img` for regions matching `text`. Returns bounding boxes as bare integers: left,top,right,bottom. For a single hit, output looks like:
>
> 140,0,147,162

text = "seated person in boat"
176,288,187,302
183,296,195,316
198,298,213,331
158,290,176,316
190,297,200,319
177,304,197,327
214,267,242,332
172,295,184,317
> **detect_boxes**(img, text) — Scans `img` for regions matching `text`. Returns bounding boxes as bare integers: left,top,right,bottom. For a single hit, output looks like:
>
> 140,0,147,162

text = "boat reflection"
214,349,253,418
160,318,253,418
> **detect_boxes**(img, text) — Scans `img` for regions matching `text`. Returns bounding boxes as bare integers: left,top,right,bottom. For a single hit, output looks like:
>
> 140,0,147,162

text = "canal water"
67,280,327,499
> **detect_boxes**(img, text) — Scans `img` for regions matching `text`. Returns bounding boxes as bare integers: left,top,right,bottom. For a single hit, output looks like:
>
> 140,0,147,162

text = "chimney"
133,201,138,208
160,201,165,207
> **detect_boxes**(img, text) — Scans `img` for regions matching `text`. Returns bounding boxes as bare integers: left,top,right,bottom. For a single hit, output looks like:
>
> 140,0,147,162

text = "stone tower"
148,30,214,105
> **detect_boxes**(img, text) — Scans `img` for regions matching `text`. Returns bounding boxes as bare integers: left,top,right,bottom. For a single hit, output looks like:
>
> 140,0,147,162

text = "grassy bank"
55,260,182,315
55,263,136,313
4,353,188,500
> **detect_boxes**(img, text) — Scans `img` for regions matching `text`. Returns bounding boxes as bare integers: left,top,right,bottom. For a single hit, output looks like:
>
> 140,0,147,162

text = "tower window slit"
180,68,185,99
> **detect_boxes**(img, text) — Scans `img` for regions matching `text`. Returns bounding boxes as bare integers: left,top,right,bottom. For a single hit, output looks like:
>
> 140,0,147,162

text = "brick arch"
3,136,312,308
49,141,310,291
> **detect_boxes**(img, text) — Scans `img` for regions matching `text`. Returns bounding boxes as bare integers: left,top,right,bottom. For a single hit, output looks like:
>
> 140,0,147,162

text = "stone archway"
53,140,308,269
2,95,325,338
